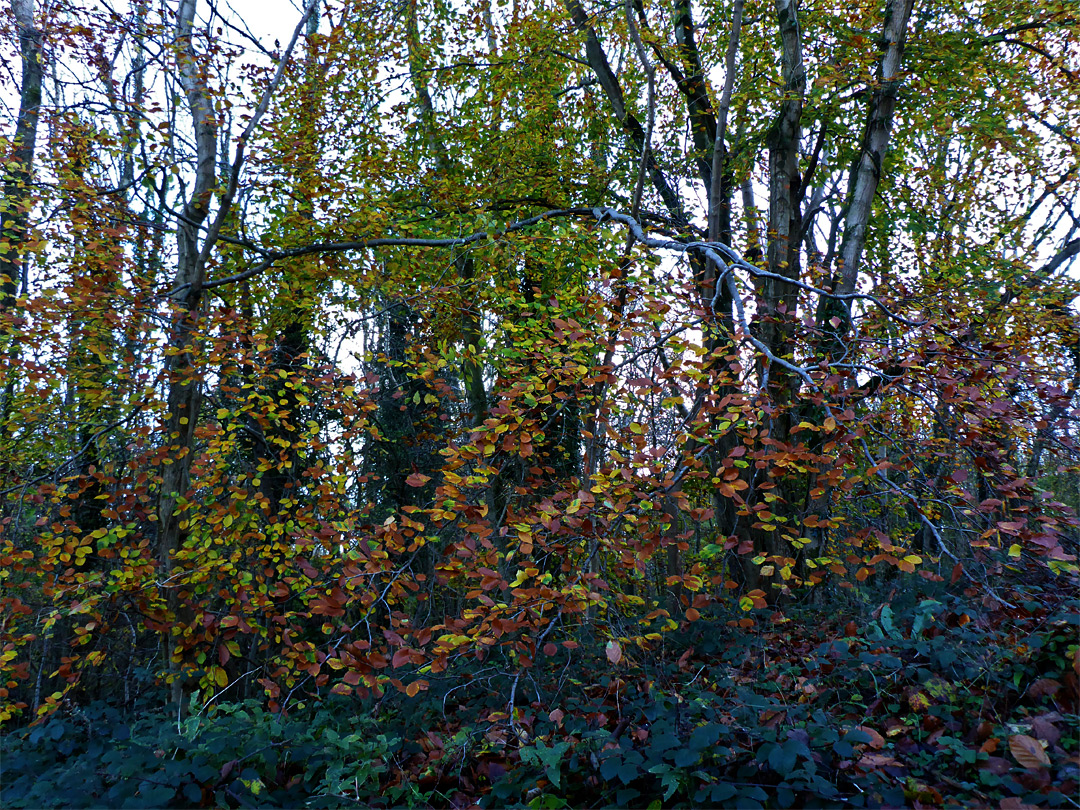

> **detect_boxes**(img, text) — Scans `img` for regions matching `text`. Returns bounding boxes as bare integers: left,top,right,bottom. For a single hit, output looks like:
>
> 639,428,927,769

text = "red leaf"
392,648,412,669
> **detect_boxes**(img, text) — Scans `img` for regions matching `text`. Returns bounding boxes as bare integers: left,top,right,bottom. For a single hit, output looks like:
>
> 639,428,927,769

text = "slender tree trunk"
0,0,42,313
819,0,915,338
159,0,218,708
0,0,43,452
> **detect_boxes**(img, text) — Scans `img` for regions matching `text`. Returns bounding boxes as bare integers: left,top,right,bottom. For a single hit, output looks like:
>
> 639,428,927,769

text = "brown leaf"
1028,678,1061,699
1008,734,1050,769
760,709,787,728
1030,716,1060,746
999,799,1039,810
857,725,886,750
605,640,622,665
857,753,899,770
981,756,1011,775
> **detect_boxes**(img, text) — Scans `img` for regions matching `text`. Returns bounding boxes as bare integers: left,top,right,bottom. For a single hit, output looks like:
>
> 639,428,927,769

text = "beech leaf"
1008,734,1050,769
606,640,622,665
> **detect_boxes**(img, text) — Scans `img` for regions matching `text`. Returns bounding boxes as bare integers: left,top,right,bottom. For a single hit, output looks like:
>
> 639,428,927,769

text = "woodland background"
0,0,1078,806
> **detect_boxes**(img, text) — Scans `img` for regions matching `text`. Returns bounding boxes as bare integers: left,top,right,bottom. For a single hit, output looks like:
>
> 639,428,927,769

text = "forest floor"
2,574,1077,809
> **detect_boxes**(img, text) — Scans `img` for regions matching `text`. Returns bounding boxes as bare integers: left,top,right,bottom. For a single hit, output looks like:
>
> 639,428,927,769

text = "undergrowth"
2,579,1077,809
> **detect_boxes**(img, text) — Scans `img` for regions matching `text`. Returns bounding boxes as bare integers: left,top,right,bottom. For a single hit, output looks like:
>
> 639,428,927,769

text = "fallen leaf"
857,726,886,750
981,756,1011,775
1009,734,1050,769
1030,716,1060,746
999,799,1039,810
1028,678,1061,699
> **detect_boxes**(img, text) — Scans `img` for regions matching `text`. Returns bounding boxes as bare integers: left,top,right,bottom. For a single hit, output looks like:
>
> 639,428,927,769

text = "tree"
0,0,1076,726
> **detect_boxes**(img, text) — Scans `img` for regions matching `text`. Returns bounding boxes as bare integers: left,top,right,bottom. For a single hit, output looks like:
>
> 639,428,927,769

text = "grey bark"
564,0,686,225
1,0,43,311
836,0,916,299
158,0,317,708
761,0,806,360
158,0,218,708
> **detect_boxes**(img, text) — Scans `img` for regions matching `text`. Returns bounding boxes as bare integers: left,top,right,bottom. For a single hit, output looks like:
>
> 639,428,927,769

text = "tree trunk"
158,0,218,709
0,0,42,313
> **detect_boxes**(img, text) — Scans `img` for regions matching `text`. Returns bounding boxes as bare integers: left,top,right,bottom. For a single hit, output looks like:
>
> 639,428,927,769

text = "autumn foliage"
0,0,1078,805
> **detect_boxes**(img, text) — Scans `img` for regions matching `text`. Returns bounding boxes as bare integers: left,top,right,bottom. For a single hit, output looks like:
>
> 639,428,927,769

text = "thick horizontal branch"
170,206,924,338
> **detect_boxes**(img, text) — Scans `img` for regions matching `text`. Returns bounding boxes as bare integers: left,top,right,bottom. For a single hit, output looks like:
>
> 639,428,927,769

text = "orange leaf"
1008,734,1050,769
405,679,429,697
856,726,885,750
685,608,700,622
